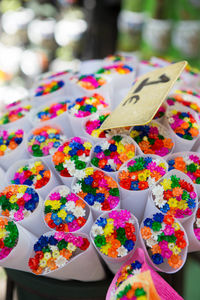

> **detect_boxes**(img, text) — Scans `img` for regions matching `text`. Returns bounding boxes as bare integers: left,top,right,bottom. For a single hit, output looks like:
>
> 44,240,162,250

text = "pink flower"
164,225,175,236
49,192,61,200
161,247,173,259
194,228,200,240
159,240,168,249
54,232,66,241
67,193,79,202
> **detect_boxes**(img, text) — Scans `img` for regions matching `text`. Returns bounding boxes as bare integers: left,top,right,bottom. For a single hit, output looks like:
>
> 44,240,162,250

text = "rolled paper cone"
163,105,200,153
0,218,37,272
43,185,93,235
0,167,6,190
118,154,168,224
90,135,139,181
90,210,140,274
137,62,157,77
34,232,106,281
16,191,50,237
166,151,200,197
144,169,198,226
183,214,200,253
140,214,188,274
29,100,73,138
6,158,61,200
67,111,91,137
111,87,129,110
34,71,72,87
0,132,29,171
80,59,103,74
0,114,33,134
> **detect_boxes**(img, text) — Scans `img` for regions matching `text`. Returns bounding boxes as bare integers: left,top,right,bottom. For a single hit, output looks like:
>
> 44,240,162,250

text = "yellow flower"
45,200,52,207
35,161,42,167
31,167,37,174
138,172,147,181
57,209,67,220
36,175,42,180
18,167,24,173
9,195,17,203
172,246,181,255
127,151,135,159
177,201,187,210
67,243,76,251
52,250,60,259
144,169,150,177
171,109,178,115
18,186,27,193
168,198,178,208
83,142,92,150
172,222,180,230
39,259,47,268
137,296,147,300
193,123,199,129
160,178,172,190
48,129,57,134
143,136,148,141
44,252,51,260
57,109,63,116
130,130,139,138
63,146,70,154
117,144,125,153
0,229,6,238
100,243,111,255
0,145,6,151
85,167,94,176
74,104,80,110
107,218,114,225
159,162,167,169
183,117,189,123
50,200,61,210
104,224,114,236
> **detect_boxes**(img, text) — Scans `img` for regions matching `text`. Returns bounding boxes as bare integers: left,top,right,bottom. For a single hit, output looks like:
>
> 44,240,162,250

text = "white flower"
80,154,90,162
65,201,75,212
152,185,164,196
72,183,82,194
16,193,24,199
93,201,102,211
69,107,77,116
121,136,132,145
63,160,75,169
107,159,116,170
73,206,85,218
9,211,16,219
168,243,174,250
59,187,70,197
153,195,167,208
90,113,99,121
146,237,157,248
117,246,128,257
133,268,141,275
68,168,76,176
147,177,156,188
153,158,163,166
49,148,56,155
74,169,86,180
55,256,68,268
67,243,76,251
91,224,104,237
49,245,58,252
196,218,200,228
101,141,110,151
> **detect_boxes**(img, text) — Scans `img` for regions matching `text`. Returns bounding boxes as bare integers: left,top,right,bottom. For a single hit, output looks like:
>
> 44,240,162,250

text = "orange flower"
52,151,66,164
77,191,87,199
64,224,69,232
0,217,8,227
181,122,189,129
118,170,129,180
163,214,174,225
33,267,43,275
119,153,128,163
44,213,52,223
189,127,199,137
76,199,85,208
47,258,58,270
141,226,152,240
163,138,174,149
168,254,182,269
111,239,121,249
60,249,72,260
107,247,118,258
151,244,161,254
138,140,150,151
174,127,185,135
44,170,51,178
2,210,9,217
105,176,118,188
172,187,183,197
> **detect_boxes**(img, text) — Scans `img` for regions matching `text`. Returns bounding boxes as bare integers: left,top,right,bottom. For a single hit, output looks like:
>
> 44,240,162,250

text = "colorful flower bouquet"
130,121,174,158
90,209,138,273
28,231,105,281
34,80,65,97
52,137,92,186
72,167,120,219
44,185,92,234
118,155,168,222
141,212,188,273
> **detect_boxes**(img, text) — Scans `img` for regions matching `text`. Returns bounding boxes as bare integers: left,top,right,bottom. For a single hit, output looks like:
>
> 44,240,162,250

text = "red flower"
138,181,148,190
91,180,99,188
56,224,65,231
77,150,84,156
93,170,104,180
35,251,44,260
196,208,200,218
175,230,184,239
60,169,71,177
28,257,39,271
48,220,56,228
79,238,90,250
84,149,90,156
179,180,188,189
17,198,25,207
163,190,173,200
102,200,110,211
176,238,187,249
185,183,194,193
77,217,86,227
0,239,4,248
120,179,131,190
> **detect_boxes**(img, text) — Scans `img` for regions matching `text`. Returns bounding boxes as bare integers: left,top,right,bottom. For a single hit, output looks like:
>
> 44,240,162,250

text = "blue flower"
168,166,174,171
131,181,139,190
38,235,49,248
103,165,114,172
124,240,134,251
84,176,93,185
84,193,95,205
131,260,142,270
160,203,170,213
168,159,175,166
49,133,56,139
53,141,61,148
26,187,34,194
49,236,57,245
94,145,102,153
51,213,58,221
85,104,93,112
65,214,75,223
187,198,196,209
153,213,164,223
34,241,43,252
68,149,77,156
54,217,62,225
109,144,117,152
144,218,153,228
96,217,107,228
95,193,105,203
151,253,164,265
24,201,36,211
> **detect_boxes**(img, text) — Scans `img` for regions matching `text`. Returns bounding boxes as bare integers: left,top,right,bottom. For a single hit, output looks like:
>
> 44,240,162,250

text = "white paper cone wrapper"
164,105,200,153
144,169,198,226
0,114,33,134
111,87,129,110
167,151,200,197
137,63,157,77
118,154,168,224
183,212,200,253
0,132,29,171
0,219,37,272
34,72,72,87
140,213,188,274
80,60,103,74
43,185,93,235
0,167,5,190
6,158,60,199
67,112,91,137
32,232,106,281
29,101,73,138
90,210,140,274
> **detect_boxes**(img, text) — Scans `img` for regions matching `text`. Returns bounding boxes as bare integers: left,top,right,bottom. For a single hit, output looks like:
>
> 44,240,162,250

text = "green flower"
94,235,106,248
152,221,162,232
44,205,52,214
75,160,86,170
109,188,119,197
57,239,68,250
135,288,146,297
91,157,99,167
187,163,197,173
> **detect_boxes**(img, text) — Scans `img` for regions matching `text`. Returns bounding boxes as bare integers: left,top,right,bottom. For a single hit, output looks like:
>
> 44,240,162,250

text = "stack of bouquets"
0,55,200,292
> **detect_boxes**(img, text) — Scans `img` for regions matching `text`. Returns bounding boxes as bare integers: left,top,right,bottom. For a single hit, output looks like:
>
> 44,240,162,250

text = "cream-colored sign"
101,61,187,130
